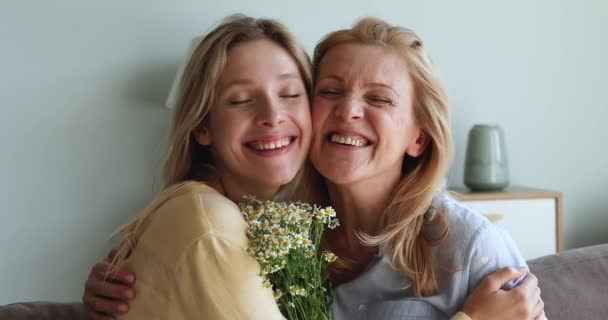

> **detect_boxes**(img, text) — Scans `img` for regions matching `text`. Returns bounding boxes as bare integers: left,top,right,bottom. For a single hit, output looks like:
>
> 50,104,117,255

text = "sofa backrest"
528,243,608,320
0,301,86,320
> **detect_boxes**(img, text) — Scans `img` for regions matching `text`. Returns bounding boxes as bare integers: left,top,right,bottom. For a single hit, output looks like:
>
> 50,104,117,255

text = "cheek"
298,103,313,131
210,113,245,144
372,112,409,147
310,100,329,129
287,102,312,140
371,111,395,131
385,114,418,151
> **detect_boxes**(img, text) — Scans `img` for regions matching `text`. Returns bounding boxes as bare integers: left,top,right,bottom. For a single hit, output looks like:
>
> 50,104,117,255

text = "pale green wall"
1,0,607,304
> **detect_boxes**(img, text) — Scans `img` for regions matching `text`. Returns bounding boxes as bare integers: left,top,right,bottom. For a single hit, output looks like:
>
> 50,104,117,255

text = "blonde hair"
314,17,454,296
108,14,312,274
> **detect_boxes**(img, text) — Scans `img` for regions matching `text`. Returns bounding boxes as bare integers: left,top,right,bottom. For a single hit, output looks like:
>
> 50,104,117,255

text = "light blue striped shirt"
331,195,527,320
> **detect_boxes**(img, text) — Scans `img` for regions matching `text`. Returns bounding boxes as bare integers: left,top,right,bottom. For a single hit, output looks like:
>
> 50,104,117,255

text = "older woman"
83,15,544,320
310,18,544,320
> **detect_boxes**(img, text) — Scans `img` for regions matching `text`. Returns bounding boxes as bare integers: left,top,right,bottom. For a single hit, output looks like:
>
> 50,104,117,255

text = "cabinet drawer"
461,198,557,260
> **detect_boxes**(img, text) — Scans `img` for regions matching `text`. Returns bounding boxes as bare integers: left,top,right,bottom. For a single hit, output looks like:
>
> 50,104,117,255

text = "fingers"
83,293,129,316
85,276,135,300
92,262,135,285
478,266,528,293
512,272,539,300
91,262,111,280
86,262,135,301
107,241,133,261
530,294,545,320
107,247,120,260
508,275,543,320
522,288,544,320
83,260,135,319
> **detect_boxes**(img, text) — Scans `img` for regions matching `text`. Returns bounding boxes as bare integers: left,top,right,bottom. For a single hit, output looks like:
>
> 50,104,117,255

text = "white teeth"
330,134,367,147
252,138,291,150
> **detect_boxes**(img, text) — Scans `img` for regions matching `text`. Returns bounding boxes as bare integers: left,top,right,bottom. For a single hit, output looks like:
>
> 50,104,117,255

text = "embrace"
82,14,545,320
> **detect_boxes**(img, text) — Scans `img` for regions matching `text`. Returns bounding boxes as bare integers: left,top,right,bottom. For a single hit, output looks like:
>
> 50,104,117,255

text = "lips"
246,136,295,151
327,132,371,147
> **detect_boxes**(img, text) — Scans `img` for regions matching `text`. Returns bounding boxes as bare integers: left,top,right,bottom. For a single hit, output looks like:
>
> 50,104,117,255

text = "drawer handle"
483,213,504,222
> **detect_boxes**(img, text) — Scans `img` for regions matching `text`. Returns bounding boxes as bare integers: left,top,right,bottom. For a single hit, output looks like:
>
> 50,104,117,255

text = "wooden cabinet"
450,186,563,260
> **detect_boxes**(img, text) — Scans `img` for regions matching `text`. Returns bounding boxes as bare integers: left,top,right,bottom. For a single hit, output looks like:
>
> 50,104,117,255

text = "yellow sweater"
118,182,284,320
117,181,474,320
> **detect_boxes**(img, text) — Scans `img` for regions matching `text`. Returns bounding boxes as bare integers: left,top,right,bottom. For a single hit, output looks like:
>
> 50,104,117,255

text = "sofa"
1,244,607,320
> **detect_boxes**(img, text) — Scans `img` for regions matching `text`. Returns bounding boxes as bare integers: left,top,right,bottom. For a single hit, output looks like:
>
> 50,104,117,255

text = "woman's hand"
462,267,545,320
82,250,136,320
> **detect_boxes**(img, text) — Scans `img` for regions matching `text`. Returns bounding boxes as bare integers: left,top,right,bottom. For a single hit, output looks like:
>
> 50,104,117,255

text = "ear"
193,126,212,146
405,129,429,158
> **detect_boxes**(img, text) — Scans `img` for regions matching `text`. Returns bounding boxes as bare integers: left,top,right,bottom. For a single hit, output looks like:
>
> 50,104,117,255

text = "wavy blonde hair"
108,14,312,274
314,17,454,296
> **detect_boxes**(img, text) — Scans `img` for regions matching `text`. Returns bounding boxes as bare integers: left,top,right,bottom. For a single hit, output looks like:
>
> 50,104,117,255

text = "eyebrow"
317,75,343,82
279,72,301,80
222,72,302,89
317,75,400,97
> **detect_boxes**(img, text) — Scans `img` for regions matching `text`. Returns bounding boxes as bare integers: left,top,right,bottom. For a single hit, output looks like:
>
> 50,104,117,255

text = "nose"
334,94,364,122
256,94,285,127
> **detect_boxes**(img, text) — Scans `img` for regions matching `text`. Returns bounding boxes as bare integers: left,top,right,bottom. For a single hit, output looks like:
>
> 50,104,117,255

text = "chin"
324,175,357,186
315,164,358,186
261,169,300,188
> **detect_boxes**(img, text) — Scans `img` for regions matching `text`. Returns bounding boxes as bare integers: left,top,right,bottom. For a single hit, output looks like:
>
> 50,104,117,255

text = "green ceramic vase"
464,124,510,191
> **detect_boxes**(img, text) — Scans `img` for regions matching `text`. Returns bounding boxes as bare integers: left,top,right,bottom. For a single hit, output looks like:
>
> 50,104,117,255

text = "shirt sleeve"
170,234,285,320
117,254,172,320
467,223,528,293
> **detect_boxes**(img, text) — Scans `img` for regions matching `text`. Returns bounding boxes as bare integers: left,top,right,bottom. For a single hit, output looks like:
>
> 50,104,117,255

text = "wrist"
460,303,479,320
452,311,473,320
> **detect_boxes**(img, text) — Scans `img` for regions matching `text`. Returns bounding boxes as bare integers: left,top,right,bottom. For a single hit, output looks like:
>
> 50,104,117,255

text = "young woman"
93,15,312,319
83,15,544,320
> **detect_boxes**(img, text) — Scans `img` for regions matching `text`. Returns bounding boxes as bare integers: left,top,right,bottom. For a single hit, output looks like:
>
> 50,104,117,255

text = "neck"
209,174,279,203
327,170,401,249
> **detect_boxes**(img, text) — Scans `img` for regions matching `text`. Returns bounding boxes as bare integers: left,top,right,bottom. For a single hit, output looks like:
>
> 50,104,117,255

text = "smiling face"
194,39,311,198
310,43,427,187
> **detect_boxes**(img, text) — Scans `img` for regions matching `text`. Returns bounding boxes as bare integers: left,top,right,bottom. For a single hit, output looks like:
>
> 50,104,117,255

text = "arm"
83,251,135,320
461,223,546,320
458,267,545,320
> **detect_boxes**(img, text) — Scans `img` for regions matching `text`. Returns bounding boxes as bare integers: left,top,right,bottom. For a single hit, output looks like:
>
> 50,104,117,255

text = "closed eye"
367,96,393,106
229,99,254,105
318,89,342,97
281,94,302,99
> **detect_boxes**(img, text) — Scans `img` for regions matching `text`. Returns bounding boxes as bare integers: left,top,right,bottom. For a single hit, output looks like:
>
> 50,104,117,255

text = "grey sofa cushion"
0,301,86,320
528,243,608,320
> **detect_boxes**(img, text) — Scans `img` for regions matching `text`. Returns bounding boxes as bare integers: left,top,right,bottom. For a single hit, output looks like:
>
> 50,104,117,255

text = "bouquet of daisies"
240,197,339,320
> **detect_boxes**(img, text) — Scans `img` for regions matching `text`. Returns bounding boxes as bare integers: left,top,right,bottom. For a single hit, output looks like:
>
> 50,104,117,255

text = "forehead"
219,39,301,85
317,43,411,88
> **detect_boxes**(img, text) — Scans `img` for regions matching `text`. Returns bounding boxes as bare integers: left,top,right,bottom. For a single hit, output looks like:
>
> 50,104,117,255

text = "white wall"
1,0,607,304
